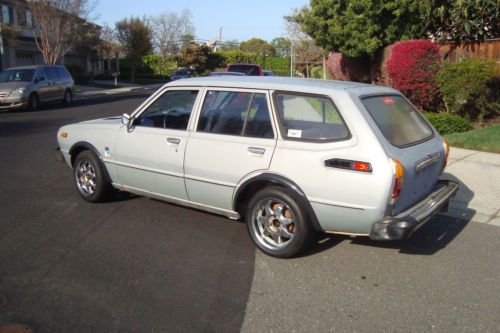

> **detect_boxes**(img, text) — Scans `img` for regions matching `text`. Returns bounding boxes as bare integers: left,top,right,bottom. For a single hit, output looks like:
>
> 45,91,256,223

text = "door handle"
166,137,180,144
247,147,265,155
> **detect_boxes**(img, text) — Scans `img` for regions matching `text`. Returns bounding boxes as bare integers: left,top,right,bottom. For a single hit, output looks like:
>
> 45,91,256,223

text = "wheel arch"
69,141,112,183
233,173,323,232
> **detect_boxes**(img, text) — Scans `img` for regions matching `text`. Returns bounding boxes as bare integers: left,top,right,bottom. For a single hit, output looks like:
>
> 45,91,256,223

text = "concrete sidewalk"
443,147,500,227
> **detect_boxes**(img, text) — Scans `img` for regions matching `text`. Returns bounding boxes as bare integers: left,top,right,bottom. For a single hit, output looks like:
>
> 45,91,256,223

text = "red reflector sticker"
383,97,395,105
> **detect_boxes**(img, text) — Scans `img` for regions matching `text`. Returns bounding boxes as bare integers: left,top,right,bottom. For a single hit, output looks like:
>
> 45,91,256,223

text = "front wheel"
246,186,313,258
63,90,72,105
28,93,40,111
73,150,113,202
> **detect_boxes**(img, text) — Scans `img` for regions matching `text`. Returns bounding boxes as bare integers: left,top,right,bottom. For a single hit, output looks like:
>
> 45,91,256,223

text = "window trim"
359,93,435,149
271,90,352,143
194,87,276,139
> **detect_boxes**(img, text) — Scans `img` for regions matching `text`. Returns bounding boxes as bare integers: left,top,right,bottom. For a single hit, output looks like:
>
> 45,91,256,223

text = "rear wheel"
73,150,113,202
28,93,40,111
246,186,313,258
63,90,72,105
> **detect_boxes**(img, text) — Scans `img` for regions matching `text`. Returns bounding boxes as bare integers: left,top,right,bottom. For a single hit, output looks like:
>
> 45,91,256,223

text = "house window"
26,10,32,26
1,5,10,24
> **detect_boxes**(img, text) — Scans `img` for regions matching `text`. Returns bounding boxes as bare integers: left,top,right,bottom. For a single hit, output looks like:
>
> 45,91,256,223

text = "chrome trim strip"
309,198,368,210
415,153,441,172
105,159,184,179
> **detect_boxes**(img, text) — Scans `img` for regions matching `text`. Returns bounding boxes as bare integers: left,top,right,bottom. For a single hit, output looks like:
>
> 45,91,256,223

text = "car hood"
79,116,123,126
0,82,29,91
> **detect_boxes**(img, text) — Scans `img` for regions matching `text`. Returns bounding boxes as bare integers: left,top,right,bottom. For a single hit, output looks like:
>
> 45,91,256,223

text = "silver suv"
55,77,459,258
0,65,74,111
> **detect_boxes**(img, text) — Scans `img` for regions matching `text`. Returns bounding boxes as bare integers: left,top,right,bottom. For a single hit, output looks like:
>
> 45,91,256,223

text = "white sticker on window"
288,129,302,138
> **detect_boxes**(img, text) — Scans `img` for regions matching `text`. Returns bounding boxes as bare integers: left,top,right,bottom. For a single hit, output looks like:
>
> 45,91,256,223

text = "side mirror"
122,113,131,127
35,76,45,83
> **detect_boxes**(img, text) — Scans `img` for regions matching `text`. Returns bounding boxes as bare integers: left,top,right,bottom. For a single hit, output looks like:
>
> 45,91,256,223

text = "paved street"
1,96,499,332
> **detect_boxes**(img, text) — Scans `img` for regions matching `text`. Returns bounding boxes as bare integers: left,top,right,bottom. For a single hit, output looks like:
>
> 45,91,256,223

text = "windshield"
0,69,35,82
361,95,433,147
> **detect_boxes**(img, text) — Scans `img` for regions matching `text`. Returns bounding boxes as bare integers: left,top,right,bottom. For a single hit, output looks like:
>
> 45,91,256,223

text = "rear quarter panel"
269,89,393,234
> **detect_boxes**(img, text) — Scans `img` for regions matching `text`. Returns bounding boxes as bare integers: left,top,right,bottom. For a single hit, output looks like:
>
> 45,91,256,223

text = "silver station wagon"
55,77,459,258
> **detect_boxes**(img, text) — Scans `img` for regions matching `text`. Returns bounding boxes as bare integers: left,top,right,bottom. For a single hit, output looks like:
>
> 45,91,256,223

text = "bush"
436,59,499,120
387,40,441,110
65,64,86,83
142,54,177,78
423,112,472,135
326,52,371,82
215,50,290,75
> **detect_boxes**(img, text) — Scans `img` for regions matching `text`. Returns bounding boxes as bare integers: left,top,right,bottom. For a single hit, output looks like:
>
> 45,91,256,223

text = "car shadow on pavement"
349,173,475,256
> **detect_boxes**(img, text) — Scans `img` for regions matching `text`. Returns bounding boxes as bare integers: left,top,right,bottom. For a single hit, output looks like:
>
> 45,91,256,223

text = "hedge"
423,112,472,135
387,40,441,111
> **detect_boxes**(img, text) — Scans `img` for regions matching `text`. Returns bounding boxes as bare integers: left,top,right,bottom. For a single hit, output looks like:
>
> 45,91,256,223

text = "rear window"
361,95,433,147
227,65,261,76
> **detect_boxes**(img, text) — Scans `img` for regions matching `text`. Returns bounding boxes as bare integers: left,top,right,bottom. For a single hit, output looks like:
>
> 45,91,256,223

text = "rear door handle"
247,147,265,155
167,137,180,144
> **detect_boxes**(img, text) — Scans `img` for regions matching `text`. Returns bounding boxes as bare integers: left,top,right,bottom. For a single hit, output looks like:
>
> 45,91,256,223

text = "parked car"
54,77,458,258
263,70,273,76
0,65,74,111
209,71,245,76
170,68,194,80
226,63,263,76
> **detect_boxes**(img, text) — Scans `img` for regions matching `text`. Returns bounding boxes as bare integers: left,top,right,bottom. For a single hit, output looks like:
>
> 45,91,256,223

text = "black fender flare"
69,141,112,183
233,173,323,232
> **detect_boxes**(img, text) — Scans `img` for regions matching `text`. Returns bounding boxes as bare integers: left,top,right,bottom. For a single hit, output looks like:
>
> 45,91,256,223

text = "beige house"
0,0,109,78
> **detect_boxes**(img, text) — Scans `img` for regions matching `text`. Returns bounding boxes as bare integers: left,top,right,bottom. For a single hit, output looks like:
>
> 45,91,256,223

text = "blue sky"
95,0,309,42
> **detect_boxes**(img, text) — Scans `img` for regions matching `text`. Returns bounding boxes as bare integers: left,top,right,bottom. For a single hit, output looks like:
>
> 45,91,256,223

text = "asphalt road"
1,95,499,332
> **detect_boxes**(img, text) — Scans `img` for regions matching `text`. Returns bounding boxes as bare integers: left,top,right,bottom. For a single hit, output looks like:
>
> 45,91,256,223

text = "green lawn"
445,124,500,153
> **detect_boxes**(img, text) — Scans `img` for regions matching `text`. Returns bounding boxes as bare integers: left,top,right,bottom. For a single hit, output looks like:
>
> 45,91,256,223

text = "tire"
63,90,72,105
28,93,40,111
246,186,313,258
73,150,113,202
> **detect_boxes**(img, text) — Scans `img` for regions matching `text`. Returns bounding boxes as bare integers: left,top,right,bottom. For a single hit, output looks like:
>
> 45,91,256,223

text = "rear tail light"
390,158,404,203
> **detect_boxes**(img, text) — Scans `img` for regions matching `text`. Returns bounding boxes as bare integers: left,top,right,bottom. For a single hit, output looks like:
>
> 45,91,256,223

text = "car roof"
166,76,399,95
5,65,63,70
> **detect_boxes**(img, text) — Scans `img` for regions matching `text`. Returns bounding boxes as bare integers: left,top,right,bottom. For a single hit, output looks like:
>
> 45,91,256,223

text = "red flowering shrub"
387,40,441,110
327,52,370,83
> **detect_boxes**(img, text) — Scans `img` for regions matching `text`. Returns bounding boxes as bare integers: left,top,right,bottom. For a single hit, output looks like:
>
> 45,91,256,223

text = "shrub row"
423,112,472,135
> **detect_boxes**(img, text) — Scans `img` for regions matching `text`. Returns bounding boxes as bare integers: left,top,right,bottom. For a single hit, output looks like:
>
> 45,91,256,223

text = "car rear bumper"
370,180,459,240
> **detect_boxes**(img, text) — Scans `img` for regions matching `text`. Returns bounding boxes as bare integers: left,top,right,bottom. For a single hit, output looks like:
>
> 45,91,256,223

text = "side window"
275,93,349,141
56,67,69,79
135,90,198,130
198,91,273,138
36,69,47,81
243,94,273,138
46,67,58,80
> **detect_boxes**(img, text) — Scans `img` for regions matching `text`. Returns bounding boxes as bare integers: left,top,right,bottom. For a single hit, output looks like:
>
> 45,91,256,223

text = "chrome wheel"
75,159,97,196
64,90,72,104
250,198,296,250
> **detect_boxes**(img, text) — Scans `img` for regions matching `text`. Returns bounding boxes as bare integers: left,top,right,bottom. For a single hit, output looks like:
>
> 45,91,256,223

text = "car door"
113,88,201,201
184,89,277,211
33,68,51,102
45,67,63,100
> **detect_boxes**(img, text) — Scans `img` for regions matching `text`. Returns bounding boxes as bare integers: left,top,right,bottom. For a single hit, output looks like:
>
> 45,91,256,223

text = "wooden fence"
438,39,500,63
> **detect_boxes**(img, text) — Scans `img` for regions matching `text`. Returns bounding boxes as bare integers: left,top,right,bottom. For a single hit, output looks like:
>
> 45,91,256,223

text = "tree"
240,38,276,56
115,17,152,82
28,0,97,65
149,9,195,56
220,39,240,51
428,0,500,43
176,45,224,75
271,37,291,57
291,0,429,81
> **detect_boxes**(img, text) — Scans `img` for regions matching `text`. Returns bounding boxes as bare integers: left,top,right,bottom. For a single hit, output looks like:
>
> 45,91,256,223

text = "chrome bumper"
370,180,459,240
